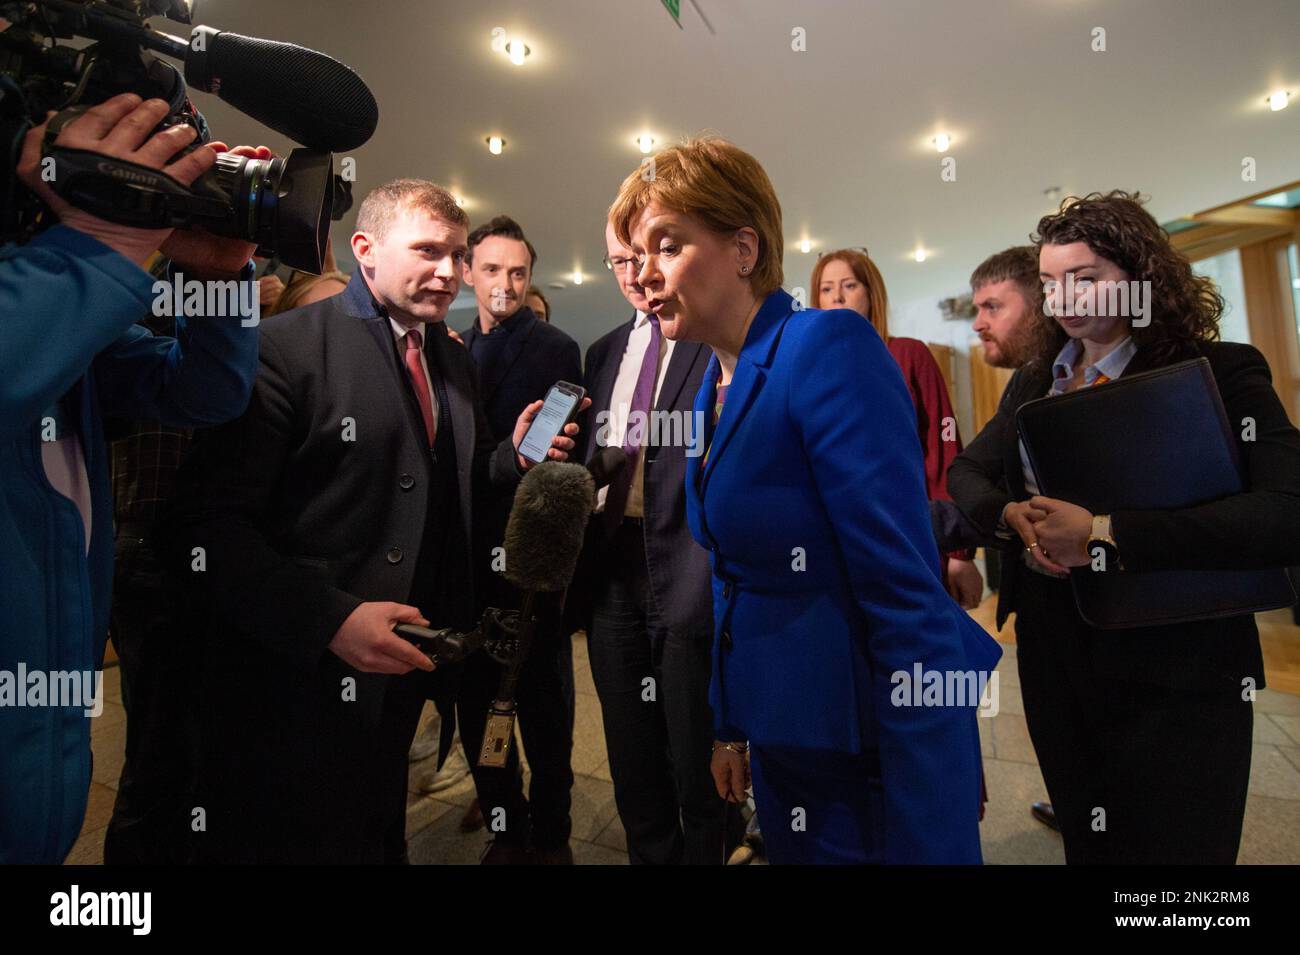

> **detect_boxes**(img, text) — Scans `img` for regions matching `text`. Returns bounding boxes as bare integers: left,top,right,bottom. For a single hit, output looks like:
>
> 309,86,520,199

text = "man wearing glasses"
567,222,734,864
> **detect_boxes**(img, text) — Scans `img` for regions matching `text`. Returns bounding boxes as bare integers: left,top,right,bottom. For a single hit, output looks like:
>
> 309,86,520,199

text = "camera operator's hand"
160,140,273,279
17,93,219,267
327,602,437,675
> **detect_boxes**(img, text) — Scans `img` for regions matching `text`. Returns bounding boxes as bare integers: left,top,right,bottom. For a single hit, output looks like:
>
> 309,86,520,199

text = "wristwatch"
1087,514,1120,569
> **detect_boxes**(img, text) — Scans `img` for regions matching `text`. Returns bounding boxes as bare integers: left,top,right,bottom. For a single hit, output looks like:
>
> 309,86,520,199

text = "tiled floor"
71,598,1300,864
401,642,629,865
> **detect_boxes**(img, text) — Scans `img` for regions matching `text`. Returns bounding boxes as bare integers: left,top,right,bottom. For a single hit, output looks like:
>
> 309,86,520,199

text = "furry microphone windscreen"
502,462,595,592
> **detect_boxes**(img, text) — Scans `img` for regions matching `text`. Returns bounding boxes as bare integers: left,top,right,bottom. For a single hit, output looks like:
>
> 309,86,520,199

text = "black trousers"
587,521,734,865
455,593,575,850
1014,568,1253,864
378,668,445,864
104,531,198,866
190,569,457,864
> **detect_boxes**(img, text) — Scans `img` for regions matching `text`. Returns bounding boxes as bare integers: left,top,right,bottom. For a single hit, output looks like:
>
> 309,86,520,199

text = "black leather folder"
1016,357,1296,629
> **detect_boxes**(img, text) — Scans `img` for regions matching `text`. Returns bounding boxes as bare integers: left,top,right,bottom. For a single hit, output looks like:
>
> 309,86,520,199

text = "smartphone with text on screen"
517,381,586,465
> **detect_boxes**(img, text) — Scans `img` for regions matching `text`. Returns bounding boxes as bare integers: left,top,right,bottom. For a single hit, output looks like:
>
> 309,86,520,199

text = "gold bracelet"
713,741,749,755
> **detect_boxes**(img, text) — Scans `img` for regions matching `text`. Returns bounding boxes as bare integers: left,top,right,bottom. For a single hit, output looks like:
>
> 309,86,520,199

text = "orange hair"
810,249,889,340
608,136,784,297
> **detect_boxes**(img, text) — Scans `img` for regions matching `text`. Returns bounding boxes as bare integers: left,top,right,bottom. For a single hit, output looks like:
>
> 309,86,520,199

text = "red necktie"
403,329,436,447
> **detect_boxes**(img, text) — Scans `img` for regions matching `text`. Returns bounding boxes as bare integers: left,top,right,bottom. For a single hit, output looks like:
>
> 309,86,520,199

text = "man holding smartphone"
458,215,584,863
517,382,586,466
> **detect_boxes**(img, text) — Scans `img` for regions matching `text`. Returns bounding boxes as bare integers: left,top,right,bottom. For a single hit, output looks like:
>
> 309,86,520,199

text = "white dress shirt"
595,310,676,515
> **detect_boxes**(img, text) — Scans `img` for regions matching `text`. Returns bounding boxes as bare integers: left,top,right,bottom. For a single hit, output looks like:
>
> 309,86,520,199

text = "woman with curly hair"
949,191,1300,863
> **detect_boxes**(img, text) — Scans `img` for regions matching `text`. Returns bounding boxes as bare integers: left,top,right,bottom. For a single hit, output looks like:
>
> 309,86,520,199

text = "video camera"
0,0,376,271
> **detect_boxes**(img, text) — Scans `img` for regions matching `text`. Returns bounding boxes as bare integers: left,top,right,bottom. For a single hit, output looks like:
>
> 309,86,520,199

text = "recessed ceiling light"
547,282,565,290
933,133,951,153
486,136,505,155
1268,90,1290,111
914,247,928,263
799,238,811,254
572,270,584,286
636,133,656,154
506,38,531,65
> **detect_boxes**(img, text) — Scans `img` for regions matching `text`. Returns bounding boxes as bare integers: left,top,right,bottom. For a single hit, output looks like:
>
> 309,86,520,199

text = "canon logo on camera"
96,160,160,186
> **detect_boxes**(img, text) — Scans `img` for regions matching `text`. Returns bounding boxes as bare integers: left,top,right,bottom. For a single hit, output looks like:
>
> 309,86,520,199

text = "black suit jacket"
570,315,714,638
162,272,520,861
460,307,583,443
460,308,583,607
948,339,1300,690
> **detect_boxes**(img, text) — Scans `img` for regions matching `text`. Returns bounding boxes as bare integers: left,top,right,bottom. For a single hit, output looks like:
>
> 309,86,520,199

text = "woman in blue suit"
608,137,1001,864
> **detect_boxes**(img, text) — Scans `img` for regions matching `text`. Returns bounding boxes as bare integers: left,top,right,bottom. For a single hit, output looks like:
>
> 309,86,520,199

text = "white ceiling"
187,0,1300,348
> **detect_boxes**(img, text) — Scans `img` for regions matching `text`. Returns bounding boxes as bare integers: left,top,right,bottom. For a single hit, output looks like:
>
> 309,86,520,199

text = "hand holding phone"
515,381,587,466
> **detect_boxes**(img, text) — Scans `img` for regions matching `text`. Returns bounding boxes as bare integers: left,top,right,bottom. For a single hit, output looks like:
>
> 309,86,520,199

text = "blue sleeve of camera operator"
0,225,159,442
93,259,259,426
0,225,258,438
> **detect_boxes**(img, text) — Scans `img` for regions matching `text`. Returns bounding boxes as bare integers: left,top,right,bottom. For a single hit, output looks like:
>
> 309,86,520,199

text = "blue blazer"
685,288,1002,863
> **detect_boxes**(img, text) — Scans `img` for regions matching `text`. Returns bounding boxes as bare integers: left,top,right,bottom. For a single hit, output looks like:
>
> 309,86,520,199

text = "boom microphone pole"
478,460,597,768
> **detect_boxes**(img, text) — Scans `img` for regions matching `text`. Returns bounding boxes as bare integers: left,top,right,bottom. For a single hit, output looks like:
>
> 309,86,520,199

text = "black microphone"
479,462,594,768
30,7,377,151
397,461,606,672
184,26,379,152
501,462,594,594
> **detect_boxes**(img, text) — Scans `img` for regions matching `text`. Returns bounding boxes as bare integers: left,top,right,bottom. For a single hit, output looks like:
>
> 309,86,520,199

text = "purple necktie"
604,316,661,531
